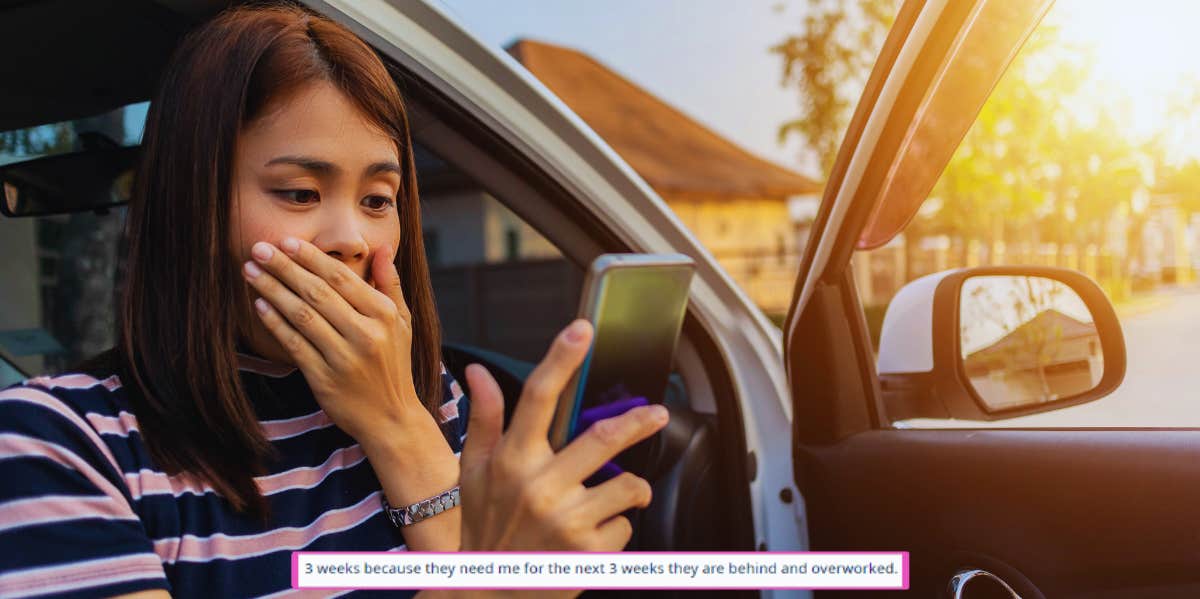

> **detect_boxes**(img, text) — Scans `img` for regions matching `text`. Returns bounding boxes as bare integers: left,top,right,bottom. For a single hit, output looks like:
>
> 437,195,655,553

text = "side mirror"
876,266,1126,422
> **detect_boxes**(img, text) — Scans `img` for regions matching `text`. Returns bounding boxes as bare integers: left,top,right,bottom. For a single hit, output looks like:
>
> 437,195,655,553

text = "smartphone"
548,253,695,474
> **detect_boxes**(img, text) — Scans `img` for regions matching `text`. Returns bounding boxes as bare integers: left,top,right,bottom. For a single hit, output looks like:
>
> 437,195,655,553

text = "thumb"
371,245,407,313
460,363,504,470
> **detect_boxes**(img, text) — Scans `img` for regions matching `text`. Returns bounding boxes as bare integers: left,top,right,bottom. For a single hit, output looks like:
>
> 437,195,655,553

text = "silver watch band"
381,485,460,527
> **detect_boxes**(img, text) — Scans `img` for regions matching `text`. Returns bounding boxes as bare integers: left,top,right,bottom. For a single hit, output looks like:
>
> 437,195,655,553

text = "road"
907,284,1200,428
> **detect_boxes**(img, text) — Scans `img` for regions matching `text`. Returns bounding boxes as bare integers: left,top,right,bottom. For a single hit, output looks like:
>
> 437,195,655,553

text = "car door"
785,0,1200,597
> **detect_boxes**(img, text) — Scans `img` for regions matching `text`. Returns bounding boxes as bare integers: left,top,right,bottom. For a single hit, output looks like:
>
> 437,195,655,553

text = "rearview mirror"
0,147,138,217
877,266,1125,421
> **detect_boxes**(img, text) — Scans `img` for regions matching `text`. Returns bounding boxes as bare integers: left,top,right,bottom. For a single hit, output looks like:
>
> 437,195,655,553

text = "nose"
310,206,369,267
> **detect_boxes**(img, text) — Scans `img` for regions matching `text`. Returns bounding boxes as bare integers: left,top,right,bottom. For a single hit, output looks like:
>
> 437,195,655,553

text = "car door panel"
798,429,1200,598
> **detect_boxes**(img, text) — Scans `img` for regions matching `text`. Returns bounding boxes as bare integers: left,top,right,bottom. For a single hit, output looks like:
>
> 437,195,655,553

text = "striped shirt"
0,353,469,598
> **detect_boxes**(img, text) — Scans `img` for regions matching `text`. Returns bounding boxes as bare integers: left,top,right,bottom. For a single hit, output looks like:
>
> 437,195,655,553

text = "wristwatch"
381,485,460,527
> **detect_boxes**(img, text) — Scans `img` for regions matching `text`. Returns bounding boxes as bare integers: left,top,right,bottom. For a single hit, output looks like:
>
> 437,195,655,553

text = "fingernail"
281,237,300,254
565,320,589,343
254,298,270,314
649,405,669,424
252,242,273,262
466,363,486,380
243,261,262,278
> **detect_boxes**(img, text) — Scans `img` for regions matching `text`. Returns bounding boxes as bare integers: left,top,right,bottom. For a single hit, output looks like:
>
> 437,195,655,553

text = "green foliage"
771,0,895,178
0,123,74,157
774,2,1187,273
931,23,1151,251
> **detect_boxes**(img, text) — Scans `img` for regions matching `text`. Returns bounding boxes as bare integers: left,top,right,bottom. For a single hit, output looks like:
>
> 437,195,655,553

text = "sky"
959,276,1092,356
1051,0,1200,162
432,0,1200,183
431,0,820,177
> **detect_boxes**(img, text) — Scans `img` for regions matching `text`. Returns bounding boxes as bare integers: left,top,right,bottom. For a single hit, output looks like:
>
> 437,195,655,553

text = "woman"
0,5,667,598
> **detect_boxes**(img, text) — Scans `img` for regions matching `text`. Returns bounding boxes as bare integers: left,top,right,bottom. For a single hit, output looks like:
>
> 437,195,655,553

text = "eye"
273,189,320,205
363,195,396,212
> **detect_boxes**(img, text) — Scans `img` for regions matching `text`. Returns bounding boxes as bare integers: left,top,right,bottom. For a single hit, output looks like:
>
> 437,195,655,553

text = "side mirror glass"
959,276,1102,411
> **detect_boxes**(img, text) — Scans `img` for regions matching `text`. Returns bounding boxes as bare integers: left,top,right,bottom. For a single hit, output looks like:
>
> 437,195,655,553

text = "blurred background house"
403,38,821,323
419,39,822,325
504,39,822,315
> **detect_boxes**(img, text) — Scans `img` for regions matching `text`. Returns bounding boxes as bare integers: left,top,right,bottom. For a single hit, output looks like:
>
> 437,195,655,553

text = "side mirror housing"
876,266,1126,422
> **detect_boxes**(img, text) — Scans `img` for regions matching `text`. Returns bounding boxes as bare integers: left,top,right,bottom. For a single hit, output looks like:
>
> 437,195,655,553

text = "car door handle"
949,568,1022,598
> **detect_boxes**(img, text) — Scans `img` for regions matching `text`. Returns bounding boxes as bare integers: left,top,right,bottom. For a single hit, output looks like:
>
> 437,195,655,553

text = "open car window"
854,0,1200,428
0,104,580,379
0,103,150,376
416,145,581,363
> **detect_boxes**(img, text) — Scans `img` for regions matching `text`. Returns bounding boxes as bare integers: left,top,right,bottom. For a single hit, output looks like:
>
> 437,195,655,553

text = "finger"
243,260,348,360
250,241,362,338
505,319,593,449
573,472,653,524
370,244,411,322
280,237,395,321
460,364,504,469
546,404,668,483
589,515,634,552
250,296,324,370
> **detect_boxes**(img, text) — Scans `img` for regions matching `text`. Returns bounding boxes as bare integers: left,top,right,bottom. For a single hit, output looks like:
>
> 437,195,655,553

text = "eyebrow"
264,155,402,178
365,161,403,177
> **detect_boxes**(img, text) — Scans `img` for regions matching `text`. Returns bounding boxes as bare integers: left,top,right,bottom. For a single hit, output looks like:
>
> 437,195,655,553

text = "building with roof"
964,309,1102,407
506,38,822,314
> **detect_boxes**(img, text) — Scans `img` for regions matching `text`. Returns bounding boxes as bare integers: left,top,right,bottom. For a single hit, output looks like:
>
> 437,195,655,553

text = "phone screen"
565,259,693,480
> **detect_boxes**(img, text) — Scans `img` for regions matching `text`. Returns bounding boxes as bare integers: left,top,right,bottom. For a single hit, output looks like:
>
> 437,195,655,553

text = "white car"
3,1,1170,598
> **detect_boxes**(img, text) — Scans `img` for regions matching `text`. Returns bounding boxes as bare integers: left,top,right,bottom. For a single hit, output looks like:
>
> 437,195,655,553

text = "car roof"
0,0,226,131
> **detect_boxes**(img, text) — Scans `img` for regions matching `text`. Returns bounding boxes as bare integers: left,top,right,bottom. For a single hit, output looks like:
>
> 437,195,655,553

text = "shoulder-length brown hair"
119,3,442,517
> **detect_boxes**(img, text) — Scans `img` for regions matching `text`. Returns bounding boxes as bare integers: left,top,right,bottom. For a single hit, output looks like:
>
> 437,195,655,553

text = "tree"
929,24,1081,256
962,276,1097,404
775,0,1180,298
771,0,895,178
924,20,1149,274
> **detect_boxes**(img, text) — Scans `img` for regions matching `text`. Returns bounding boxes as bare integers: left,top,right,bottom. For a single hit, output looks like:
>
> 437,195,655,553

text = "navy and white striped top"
0,353,469,598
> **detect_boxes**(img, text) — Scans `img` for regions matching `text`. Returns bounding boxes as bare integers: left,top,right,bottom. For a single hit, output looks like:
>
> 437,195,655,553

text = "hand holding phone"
548,253,695,482
458,319,669,556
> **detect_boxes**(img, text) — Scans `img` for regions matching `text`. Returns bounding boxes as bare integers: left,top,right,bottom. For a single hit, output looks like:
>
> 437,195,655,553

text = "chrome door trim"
949,568,1022,598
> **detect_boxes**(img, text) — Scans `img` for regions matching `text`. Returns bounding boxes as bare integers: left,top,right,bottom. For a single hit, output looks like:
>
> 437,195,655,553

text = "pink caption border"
291,550,910,591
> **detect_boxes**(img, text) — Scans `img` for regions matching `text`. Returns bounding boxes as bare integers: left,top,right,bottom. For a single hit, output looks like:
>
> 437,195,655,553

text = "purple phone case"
575,396,649,485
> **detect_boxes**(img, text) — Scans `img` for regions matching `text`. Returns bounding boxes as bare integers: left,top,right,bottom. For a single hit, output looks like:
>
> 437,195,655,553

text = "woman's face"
230,80,403,364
